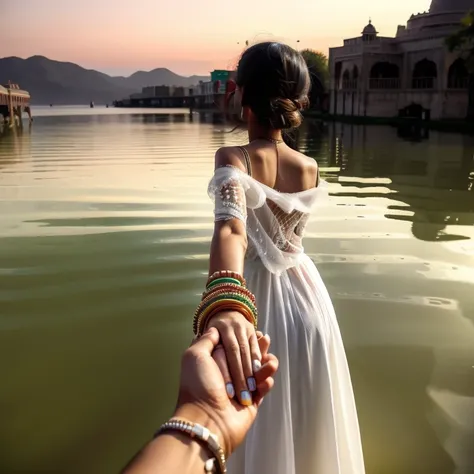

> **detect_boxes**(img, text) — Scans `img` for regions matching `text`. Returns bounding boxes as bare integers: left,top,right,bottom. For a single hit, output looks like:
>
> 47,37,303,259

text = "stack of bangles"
193,270,258,336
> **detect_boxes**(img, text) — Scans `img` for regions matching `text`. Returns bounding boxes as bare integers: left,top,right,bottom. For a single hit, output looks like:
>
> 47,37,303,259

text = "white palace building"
329,0,473,120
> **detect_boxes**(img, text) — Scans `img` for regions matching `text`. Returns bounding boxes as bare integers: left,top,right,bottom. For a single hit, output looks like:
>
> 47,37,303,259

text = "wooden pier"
114,93,230,112
0,83,32,130
113,79,233,111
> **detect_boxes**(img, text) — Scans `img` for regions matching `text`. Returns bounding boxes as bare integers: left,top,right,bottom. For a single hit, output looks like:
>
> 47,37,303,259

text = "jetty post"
8,89,14,128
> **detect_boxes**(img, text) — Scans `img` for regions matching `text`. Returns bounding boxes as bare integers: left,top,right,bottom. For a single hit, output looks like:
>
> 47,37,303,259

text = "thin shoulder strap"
237,146,252,177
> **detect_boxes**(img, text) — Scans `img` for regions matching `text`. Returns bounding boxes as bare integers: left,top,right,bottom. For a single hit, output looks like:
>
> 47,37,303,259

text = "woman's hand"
206,311,262,406
175,328,277,456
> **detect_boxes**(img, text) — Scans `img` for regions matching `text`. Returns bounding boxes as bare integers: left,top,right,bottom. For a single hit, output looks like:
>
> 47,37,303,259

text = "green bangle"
198,293,258,318
206,277,242,290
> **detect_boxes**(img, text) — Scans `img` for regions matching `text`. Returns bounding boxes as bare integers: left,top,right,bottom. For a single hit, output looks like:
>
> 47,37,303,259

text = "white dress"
209,164,365,474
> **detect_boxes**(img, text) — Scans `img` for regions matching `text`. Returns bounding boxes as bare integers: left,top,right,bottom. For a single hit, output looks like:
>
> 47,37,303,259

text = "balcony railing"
411,77,437,89
448,78,469,90
369,78,400,90
341,79,358,90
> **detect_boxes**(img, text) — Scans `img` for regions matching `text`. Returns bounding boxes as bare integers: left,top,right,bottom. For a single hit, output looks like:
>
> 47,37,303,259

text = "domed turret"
362,19,378,41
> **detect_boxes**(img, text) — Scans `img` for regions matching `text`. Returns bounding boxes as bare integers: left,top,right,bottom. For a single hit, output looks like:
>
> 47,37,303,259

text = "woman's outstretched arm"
205,146,262,408
208,147,248,275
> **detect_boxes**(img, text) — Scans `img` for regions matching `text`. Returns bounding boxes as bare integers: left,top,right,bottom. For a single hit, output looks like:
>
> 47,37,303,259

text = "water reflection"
0,126,32,171
0,108,473,474
303,122,474,242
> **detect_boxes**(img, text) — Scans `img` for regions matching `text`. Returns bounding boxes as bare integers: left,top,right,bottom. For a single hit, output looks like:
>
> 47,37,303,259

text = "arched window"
448,59,469,89
342,70,354,90
352,66,359,81
335,62,342,90
369,62,400,89
412,59,437,89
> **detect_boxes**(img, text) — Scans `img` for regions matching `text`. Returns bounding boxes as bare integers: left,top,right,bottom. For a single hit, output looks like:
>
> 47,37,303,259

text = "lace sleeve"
209,167,247,224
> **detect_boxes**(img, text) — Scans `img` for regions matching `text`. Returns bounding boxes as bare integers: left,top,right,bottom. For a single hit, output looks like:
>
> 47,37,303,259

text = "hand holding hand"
175,327,277,456
206,310,263,406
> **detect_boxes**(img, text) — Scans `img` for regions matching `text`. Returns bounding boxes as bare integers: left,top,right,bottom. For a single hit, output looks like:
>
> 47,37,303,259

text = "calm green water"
1,107,474,474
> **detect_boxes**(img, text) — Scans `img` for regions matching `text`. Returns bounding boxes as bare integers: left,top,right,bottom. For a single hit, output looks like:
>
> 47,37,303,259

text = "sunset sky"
2,0,430,77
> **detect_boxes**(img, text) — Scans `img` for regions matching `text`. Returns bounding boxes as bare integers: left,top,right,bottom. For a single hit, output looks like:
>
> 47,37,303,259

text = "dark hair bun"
269,97,306,130
236,42,310,130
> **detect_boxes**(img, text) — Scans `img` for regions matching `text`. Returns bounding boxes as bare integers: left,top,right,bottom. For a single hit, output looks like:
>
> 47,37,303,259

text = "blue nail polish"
252,359,262,373
247,377,257,392
226,383,235,398
241,390,252,406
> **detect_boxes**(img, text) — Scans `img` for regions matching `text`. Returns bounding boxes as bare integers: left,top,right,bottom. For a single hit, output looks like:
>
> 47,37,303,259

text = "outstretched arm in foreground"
122,329,277,474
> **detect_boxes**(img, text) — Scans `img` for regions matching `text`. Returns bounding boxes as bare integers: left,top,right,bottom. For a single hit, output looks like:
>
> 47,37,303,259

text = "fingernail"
226,383,235,398
240,390,252,406
252,359,262,373
247,377,256,392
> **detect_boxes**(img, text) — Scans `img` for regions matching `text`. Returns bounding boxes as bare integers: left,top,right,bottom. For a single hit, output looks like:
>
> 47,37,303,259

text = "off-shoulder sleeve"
208,166,248,224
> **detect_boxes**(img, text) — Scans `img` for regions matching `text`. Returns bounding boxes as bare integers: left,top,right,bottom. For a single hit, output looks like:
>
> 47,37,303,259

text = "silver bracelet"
155,418,227,473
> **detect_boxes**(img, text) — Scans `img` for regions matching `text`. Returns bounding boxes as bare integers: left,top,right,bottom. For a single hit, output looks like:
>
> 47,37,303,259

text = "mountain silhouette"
112,68,209,90
0,55,210,105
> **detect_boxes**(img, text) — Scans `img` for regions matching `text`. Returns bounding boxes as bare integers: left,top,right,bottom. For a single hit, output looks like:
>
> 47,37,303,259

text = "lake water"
1,106,473,474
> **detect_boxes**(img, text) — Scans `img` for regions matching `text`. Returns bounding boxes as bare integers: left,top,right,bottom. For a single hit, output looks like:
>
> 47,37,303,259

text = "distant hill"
0,55,210,105
112,69,209,90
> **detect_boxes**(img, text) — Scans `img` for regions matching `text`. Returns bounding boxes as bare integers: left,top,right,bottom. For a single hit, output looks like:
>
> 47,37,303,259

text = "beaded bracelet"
203,283,255,300
155,418,226,473
195,271,257,337
194,293,258,336
197,286,257,317
194,299,256,336
207,270,246,288
201,285,257,306
198,293,258,320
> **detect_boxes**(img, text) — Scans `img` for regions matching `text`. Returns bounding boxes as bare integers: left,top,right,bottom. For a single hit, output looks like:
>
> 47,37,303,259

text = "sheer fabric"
209,166,328,275
208,165,365,474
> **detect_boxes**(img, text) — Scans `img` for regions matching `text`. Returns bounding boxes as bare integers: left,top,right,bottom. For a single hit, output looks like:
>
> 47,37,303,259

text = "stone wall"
441,91,469,118
330,89,467,119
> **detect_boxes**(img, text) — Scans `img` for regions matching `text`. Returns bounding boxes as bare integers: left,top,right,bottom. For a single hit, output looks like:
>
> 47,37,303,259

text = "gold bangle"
194,291,258,335
200,287,257,308
197,300,257,336
202,283,256,303
196,294,257,329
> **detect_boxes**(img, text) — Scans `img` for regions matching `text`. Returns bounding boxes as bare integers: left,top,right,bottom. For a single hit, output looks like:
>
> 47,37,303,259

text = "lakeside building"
329,0,474,120
125,85,193,107
192,70,236,109
115,70,236,109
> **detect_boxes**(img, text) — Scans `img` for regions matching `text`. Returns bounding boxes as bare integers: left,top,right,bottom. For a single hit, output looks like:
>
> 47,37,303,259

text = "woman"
198,42,365,473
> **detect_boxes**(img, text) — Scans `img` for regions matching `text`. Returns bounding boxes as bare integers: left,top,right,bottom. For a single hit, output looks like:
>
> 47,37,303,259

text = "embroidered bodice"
209,166,327,274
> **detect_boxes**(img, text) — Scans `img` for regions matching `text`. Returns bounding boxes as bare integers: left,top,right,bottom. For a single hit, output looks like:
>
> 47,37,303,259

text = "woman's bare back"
216,140,318,194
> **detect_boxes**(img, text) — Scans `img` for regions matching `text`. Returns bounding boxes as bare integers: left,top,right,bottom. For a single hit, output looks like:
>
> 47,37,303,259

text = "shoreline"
303,111,474,134
190,108,474,134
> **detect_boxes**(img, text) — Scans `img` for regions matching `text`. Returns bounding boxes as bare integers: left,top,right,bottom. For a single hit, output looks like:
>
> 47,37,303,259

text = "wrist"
173,402,232,457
